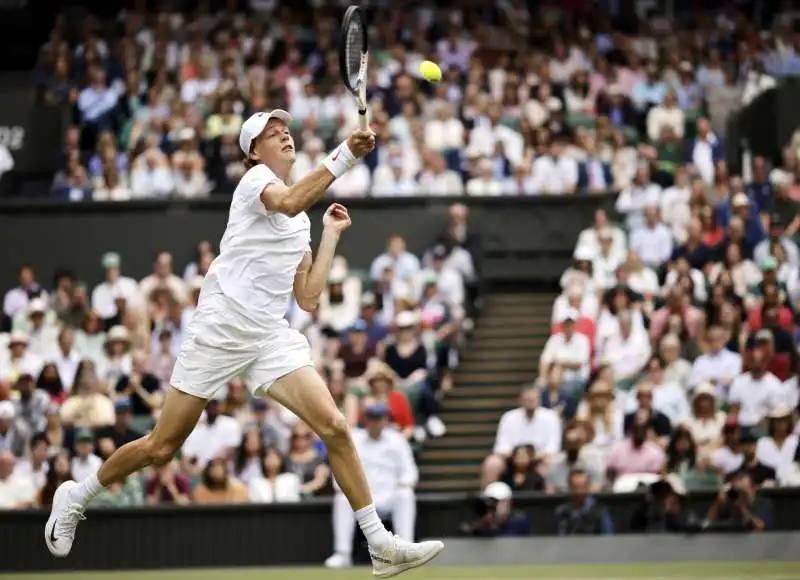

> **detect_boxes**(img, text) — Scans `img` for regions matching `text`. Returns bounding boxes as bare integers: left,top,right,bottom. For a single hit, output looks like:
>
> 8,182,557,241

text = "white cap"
395,310,419,328
561,307,580,323
8,331,29,345
106,325,131,343
28,298,47,314
239,110,293,155
483,481,513,502
574,245,595,261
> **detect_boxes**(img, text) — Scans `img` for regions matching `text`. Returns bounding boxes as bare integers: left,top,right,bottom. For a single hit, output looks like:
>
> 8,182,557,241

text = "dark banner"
0,91,69,175
2,489,800,572
0,195,617,290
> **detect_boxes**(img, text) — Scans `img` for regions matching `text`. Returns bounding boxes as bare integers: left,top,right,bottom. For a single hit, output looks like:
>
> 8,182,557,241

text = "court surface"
5,562,799,580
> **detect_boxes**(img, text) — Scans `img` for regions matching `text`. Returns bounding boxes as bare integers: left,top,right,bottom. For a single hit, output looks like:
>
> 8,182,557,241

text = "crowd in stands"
0,201,476,509
33,2,789,202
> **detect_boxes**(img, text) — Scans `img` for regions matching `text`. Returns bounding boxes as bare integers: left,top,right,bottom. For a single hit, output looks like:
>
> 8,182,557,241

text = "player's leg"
325,490,358,568
45,387,207,557
265,366,443,577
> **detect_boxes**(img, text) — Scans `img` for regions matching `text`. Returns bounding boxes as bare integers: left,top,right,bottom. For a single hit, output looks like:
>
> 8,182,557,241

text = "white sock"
67,474,104,507
354,504,392,550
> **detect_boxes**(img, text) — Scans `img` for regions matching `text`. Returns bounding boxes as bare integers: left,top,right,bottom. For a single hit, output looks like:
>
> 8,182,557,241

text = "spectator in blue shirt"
717,193,765,248
674,61,701,112
632,62,667,113
746,156,774,214
555,469,614,536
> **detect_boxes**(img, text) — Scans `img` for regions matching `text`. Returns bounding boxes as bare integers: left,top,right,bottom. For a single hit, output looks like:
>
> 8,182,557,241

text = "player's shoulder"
239,163,280,189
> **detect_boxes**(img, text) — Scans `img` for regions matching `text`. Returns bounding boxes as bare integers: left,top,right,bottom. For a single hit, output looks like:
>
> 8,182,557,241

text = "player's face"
253,119,295,166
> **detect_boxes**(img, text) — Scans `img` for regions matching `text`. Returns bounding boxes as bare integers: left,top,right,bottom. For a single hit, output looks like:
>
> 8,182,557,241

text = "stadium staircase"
417,291,557,494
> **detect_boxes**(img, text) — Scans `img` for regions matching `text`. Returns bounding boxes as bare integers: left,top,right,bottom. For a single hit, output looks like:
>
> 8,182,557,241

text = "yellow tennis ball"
419,60,442,83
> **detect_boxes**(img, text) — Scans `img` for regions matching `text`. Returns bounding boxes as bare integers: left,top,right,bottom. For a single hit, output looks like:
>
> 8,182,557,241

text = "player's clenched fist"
323,203,352,234
347,129,376,158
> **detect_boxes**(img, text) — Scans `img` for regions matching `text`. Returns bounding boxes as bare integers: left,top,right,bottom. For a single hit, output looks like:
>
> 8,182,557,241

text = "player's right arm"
260,130,375,216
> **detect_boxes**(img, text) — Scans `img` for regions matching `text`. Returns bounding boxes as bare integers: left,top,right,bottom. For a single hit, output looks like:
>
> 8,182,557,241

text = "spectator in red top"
746,284,794,333
552,307,596,351
360,360,414,440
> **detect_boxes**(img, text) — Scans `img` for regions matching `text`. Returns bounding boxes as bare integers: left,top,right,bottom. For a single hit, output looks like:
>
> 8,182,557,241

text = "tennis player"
45,110,444,577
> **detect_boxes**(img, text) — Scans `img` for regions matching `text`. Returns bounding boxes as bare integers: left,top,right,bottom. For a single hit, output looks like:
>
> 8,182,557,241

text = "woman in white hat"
755,407,798,476
682,383,726,463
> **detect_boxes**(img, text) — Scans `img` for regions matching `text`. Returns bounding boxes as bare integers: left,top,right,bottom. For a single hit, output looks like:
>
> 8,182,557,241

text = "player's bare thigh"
267,366,344,436
150,387,208,453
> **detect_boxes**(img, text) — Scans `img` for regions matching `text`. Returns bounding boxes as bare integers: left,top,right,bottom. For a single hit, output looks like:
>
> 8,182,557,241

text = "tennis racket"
339,6,369,131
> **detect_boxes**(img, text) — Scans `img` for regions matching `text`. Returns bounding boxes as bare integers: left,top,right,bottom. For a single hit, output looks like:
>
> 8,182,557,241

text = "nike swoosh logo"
49,520,58,544
332,148,340,161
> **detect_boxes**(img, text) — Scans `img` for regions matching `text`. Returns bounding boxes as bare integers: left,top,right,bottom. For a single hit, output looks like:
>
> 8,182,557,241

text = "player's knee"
317,413,350,448
147,436,180,466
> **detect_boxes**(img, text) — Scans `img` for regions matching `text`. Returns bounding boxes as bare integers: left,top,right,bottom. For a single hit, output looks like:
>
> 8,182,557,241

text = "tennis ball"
420,60,442,83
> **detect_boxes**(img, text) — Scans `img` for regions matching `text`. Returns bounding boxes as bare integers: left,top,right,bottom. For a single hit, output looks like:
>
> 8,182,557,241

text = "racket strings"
346,21,364,85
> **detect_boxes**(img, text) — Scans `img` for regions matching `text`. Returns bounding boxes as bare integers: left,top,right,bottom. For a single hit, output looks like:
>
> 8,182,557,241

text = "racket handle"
358,109,368,131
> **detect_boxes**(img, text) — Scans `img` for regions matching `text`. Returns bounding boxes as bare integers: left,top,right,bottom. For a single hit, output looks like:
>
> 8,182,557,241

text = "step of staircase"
443,398,517,411
486,294,556,306
419,449,488,462
447,385,522,398
444,423,498,435
417,478,477,492
420,464,482,477
423,435,495,449
457,359,538,373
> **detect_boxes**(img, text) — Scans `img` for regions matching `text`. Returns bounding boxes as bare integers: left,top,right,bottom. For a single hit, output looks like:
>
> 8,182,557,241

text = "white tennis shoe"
369,536,444,578
44,480,86,558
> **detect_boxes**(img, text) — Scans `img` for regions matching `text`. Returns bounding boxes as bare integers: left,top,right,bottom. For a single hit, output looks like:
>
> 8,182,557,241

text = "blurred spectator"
554,469,613,536
606,416,666,483
629,205,673,270
704,471,774,532
91,252,139,322
502,445,545,492
459,481,531,537
14,433,50,490
755,408,798,476
51,327,80,395
545,425,604,493
182,399,242,471
115,350,163,417
60,360,114,429
630,475,700,533
249,447,302,504
683,384,726,462
729,348,783,430
13,371,50,434
482,386,561,488
0,451,35,509
70,428,102,482
286,422,330,497
145,461,191,506
539,309,591,394
193,457,249,505
0,400,31,458
139,252,187,305
95,398,143,450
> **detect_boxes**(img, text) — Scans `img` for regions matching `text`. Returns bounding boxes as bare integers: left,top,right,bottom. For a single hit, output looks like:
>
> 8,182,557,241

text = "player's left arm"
293,203,352,312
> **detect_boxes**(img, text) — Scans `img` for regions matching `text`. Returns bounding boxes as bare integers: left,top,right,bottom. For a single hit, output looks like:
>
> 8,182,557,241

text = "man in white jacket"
326,403,419,569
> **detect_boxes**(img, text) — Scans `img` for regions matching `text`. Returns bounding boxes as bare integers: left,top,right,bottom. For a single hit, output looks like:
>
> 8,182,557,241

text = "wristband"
322,141,357,178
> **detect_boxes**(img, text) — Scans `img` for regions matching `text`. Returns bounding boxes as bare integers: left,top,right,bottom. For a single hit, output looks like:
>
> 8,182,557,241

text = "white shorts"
170,283,313,399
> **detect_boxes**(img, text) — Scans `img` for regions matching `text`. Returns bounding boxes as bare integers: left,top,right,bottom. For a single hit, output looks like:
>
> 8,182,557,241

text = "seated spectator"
629,205,673,270
249,446,302,504
606,416,666,483
75,311,106,365
659,334,692,388
600,310,651,389
360,360,414,440
286,422,330,497
99,326,133,388
744,324,795,383
325,403,417,569
704,470,773,532
182,399,242,472
592,232,624,291
665,427,719,491
576,210,627,264
171,130,210,199
755,407,798,475
539,309,591,395
193,457,249,505
115,349,163,417
130,139,174,199
578,380,625,453
49,327,80,396
139,252,187,306
372,153,419,197
545,425,604,493
37,450,72,507
683,384,726,462
729,348,782,430
0,451,35,509
0,332,42,385
551,283,599,328
417,151,464,196
540,365,579,423
687,325,741,397
647,90,684,143
624,384,673,447
628,357,690,425
59,363,114,429
234,426,266,486
147,329,176,387
77,66,120,147
615,164,661,231
623,251,659,301
737,432,776,487
502,445,545,492
90,251,137,322
370,236,420,289
530,137,578,195
145,461,191,505
92,473,144,508
554,469,613,536
70,428,103,483
466,158,503,197
13,371,50,434
560,246,596,293
502,163,536,195
481,386,561,488
630,475,700,533
95,398,143,450
14,433,50,490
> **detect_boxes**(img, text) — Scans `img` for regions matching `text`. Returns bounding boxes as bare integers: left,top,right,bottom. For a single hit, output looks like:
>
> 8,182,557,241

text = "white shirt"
351,428,418,508
210,164,311,328
417,170,464,196
92,276,140,319
540,332,592,383
627,267,660,297
13,459,48,491
684,411,727,449
466,177,503,197
530,155,579,194
592,254,622,290
756,434,799,473
627,381,690,424
729,371,782,427
424,118,464,151
493,406,562,456
778,377,800,412
576,226,627,264
248,473,302,503
601,332,652,381
687,349,742,396
551,295,599,326
51,348,81,392
180,77,218,103
328,164,371,198
711,446,744,474
182,414,243,468
630,223,673,267
0,473,35,508
646,105,685,142
615,183,662,230
467,124,524,166
371,167,419,197
415,267,464,308
71,454,103,483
